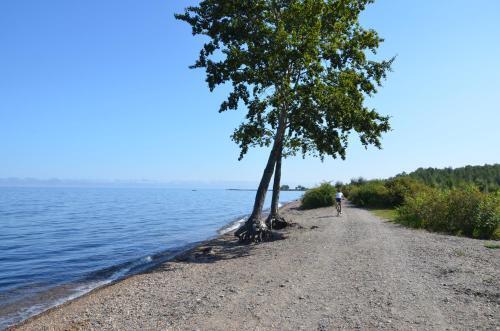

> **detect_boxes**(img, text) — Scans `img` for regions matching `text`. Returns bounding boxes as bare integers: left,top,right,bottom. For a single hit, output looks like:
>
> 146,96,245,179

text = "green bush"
444,186,483,236
384,177,428,206
348,181,391,208
347,177,428,208
395,187,500,239
396,188,449,230
472,193,500,239
301,182,336,209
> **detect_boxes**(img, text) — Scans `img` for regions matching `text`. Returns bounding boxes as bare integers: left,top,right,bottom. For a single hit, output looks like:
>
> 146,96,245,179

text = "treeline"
301,164,500,240
280,185,308,191
398,164,500,192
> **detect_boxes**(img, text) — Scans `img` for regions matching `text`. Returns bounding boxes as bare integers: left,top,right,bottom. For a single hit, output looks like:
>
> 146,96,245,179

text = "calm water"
0,187,303,329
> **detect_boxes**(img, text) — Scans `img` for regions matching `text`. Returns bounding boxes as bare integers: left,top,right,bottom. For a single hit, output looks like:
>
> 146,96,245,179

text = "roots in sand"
234,219,273,243
266,214,290,230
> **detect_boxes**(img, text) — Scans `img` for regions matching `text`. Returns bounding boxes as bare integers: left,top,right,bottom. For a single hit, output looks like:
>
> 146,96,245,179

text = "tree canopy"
176,0,393,162
177,0,394,241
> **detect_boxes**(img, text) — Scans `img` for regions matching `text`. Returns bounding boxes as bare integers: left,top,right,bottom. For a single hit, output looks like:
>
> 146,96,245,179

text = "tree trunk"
234,111,287,243
270,144,282,218
266,141,288,230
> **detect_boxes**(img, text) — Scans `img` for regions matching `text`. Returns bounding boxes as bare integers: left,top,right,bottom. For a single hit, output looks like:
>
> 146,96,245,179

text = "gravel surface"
12,202,500,330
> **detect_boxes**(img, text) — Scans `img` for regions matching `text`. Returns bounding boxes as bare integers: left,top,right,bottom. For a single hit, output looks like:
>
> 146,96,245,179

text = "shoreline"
5,200,299,330
11,201,500,330
8,234,226,330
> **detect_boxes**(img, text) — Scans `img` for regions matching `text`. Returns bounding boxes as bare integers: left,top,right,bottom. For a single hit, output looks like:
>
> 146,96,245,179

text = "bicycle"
335,199,342,216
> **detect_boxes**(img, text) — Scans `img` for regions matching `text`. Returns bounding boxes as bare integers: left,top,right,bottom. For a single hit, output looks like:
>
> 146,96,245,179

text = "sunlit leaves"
176,0,393,161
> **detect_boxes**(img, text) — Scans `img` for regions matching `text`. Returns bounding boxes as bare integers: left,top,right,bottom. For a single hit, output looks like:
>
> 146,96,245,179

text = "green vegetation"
347,177,427,208
307,164,500,240
484,243,500,249
397,186,499,239
399,164,500,192
301,183,337,210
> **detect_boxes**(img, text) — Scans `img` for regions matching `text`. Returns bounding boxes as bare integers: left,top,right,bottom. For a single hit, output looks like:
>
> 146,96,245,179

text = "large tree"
176,0,393,242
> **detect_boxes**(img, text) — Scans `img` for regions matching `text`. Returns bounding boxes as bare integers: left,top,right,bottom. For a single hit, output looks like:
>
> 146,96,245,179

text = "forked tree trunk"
235,111,287,243
266,142,288,229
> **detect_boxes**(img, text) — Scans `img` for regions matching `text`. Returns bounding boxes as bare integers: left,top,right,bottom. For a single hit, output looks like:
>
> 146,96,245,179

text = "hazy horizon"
1,162,498,189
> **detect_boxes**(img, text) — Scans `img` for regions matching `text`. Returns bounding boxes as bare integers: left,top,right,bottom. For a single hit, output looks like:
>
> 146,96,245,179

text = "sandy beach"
11,201,500,330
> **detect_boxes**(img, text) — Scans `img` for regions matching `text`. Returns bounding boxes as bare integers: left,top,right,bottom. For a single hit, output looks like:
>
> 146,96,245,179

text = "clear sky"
1,0,499,187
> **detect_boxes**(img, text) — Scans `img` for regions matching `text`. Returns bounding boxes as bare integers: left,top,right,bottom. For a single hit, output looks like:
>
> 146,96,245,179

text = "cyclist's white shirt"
336,192,343,199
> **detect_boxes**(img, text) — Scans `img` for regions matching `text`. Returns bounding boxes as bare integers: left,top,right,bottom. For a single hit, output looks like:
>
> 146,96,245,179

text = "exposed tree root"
266,215,290,230
234,220,273,243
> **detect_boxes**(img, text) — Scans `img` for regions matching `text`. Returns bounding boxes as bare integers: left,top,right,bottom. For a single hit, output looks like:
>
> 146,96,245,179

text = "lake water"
0,187,303,329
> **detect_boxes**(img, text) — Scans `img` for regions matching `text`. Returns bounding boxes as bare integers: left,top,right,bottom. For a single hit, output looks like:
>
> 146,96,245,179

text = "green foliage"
396,187,500,239
384,177,428,206
301,182,336,209
280,184,290,191
396,189,437,229
347,177,426,208
348,180,390,208
345,169,499,239
473,193,500,239
176,0,393,161
350,177,368,186
398,164,500,193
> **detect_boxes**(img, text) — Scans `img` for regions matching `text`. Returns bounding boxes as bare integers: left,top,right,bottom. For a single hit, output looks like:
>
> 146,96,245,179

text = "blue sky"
1,0,499,187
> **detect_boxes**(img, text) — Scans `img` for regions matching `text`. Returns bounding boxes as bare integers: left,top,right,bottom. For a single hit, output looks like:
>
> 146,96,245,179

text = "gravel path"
13,202,500,330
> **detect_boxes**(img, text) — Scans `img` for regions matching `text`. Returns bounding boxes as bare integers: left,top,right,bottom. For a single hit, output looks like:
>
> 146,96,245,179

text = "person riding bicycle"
335,189,344,215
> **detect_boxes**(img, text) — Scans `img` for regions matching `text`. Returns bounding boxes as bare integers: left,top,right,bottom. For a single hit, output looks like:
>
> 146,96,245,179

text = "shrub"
396,188,445,229
384,177,428,206
395,187,500,239
347,177,428,209
472,193,500,239
444,185,482,236
348,181,391,208
301,182,336,209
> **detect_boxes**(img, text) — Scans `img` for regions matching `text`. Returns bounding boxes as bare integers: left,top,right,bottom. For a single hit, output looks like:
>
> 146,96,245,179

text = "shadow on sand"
145,232,287,273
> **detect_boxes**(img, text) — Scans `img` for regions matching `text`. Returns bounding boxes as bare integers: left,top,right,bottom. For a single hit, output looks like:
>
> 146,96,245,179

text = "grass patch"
484,243,500,249
369,208,398,222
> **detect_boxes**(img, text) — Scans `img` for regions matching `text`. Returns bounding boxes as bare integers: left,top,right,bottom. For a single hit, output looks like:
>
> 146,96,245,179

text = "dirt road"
15,202,500,330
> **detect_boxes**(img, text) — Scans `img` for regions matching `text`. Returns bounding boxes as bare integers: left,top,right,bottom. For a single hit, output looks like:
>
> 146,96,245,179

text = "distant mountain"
396,164,500,192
